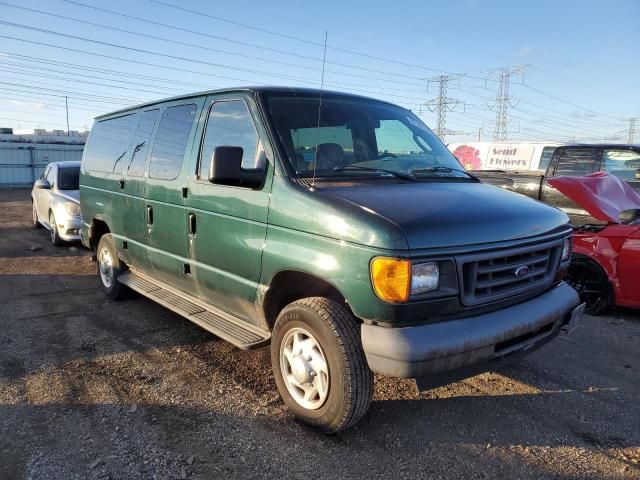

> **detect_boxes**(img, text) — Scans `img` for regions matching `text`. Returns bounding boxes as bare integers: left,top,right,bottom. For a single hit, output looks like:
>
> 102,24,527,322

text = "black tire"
566,256,611,315
96,233,128,300
271,297,373,434
49,211,64,246
32,200,42,228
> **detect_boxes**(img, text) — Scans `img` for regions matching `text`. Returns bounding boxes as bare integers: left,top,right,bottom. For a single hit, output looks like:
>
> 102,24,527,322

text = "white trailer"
447,141,563,171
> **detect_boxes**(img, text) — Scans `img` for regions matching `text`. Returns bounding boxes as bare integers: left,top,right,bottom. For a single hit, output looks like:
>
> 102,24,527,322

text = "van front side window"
149,104,197,181
199,100,259,178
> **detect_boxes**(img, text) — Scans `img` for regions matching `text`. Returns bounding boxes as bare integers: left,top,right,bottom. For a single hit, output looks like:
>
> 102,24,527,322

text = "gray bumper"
57,215,82,241
361,281,581,384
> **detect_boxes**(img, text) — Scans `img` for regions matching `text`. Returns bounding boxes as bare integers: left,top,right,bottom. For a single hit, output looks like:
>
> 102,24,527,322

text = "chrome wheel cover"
280,327,330,410
98,246,114,288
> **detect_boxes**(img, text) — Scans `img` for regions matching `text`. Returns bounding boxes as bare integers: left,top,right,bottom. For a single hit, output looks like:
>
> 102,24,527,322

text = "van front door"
186,95,273,325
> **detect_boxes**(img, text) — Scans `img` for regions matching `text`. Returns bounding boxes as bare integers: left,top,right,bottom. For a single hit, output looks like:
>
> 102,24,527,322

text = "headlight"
370,258,441,302
64,202,80,215
411,262,440,294
561,237,572,262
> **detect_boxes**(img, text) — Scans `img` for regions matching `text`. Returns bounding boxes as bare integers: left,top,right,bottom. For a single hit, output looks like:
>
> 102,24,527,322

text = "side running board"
118,271,270,350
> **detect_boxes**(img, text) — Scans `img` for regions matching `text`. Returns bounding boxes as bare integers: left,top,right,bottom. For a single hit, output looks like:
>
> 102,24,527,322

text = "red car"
548,172,640,314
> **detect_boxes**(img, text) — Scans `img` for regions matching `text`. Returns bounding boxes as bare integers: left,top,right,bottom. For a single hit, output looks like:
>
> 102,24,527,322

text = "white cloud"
517,45,534,58
3,99,48,110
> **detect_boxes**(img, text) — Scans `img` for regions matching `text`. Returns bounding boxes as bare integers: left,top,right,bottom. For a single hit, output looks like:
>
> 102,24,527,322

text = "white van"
447,142,563,171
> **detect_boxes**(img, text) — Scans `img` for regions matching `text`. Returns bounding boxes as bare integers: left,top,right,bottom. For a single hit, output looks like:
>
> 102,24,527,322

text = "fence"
0,143,84,187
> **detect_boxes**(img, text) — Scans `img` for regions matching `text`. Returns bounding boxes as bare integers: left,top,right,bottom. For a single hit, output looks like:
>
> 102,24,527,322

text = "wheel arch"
88,218,111,251
262,269,354,330
569,252,615,309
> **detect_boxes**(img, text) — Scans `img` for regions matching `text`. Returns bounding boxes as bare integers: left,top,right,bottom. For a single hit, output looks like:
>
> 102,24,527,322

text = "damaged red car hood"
548,172,640,224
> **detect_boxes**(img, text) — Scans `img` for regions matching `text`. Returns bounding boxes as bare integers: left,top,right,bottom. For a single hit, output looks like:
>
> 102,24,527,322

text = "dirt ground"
0,188,638,480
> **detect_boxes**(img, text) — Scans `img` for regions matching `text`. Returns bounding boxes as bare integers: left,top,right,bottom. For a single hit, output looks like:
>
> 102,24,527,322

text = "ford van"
80,87,583,433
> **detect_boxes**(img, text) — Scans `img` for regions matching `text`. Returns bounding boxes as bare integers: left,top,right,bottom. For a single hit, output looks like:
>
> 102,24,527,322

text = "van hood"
322,181,569,250
547,172,640,224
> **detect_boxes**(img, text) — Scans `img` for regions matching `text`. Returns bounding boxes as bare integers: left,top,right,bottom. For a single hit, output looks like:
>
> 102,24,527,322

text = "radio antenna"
311,30,328,189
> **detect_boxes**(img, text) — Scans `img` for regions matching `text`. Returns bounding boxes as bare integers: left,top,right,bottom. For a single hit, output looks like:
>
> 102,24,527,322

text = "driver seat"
315,143,345,171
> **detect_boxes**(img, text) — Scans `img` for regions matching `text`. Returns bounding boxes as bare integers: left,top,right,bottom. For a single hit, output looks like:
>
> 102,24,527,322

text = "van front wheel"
271,297,373,433
96,233,127,300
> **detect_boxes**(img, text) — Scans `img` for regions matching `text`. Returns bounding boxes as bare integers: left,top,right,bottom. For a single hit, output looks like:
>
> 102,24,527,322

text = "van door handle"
188,213,196,236
146,205,153,225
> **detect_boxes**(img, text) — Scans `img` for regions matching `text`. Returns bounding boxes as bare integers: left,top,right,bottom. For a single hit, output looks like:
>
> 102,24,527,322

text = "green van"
80,87,583,432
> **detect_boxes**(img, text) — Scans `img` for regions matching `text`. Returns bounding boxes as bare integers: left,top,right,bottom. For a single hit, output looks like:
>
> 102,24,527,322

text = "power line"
0,21,318,84
0,84,136,105
0,116,87,130
57,0,635,122
0,66,187,97
146,0,455,75
0,93,109,113
457,86,619,129
0,42,428,103
0,1,429,87
52,0,429,86
519,83,621,121
0,24,430,99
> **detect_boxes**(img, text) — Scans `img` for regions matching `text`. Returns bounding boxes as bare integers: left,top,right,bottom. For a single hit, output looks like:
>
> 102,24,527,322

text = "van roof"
95,86,398,121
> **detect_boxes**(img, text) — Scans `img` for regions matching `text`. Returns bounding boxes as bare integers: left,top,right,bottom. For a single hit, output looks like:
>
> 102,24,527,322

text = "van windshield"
265,94,468,180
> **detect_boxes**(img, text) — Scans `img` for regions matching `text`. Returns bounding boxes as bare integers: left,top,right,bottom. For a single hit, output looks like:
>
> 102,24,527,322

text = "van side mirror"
208,146,266,189
34,179,51,189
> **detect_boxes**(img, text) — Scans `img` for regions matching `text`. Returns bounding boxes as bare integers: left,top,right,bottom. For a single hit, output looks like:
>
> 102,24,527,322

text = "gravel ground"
0,188,639,479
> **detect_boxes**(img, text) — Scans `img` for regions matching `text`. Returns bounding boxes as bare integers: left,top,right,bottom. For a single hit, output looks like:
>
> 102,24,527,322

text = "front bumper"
55,213,82,241
361,281,582,389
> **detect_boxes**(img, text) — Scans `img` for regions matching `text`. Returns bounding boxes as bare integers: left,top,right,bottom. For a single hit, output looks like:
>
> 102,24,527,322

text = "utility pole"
486,66,527,141
627,117,637,144
425,74,464,142
65,96,70,136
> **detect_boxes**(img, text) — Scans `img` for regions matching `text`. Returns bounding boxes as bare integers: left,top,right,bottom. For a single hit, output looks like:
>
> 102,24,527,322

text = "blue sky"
0,0,638,143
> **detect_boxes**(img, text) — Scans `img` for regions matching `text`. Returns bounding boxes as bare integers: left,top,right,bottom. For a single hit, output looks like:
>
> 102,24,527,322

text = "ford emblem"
514,265,530,277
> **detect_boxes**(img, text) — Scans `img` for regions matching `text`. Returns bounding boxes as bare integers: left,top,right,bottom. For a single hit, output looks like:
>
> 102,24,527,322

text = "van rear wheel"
97,233,127,300
271,297,373,433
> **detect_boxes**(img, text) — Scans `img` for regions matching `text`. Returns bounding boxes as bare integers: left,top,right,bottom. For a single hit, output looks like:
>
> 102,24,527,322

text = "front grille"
458,239,563,306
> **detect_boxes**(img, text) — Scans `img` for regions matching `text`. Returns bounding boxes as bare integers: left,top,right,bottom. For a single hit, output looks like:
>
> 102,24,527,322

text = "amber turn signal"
370,257,411,302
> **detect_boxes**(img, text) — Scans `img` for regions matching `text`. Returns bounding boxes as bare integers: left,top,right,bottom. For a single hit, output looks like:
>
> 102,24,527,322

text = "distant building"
0,128,88,186
0,128,89,145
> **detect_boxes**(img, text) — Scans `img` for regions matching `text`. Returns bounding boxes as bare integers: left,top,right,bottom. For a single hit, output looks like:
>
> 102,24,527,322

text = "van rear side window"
149,104,197,181
84,114,136,173
127,109,159,177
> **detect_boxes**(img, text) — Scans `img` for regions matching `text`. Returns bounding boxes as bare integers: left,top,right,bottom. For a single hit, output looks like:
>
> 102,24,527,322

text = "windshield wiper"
333,165,416,181
411,166,479,181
